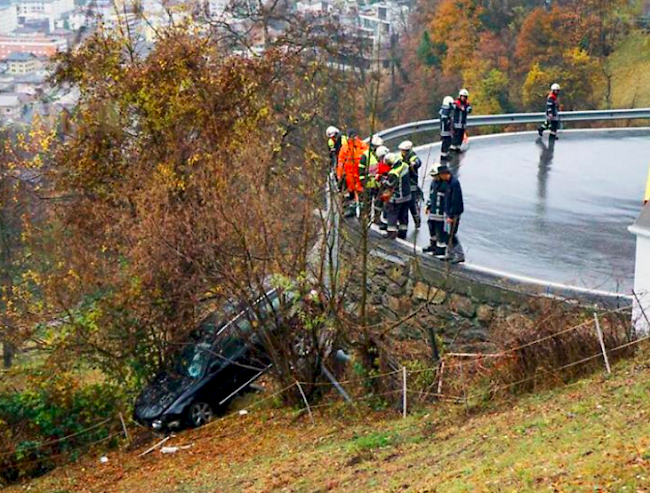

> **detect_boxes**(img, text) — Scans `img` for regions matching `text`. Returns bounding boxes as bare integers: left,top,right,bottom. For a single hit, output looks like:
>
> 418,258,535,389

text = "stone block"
387,283,404,297
449,294,476,318
506,313,535,331
476,305,494,324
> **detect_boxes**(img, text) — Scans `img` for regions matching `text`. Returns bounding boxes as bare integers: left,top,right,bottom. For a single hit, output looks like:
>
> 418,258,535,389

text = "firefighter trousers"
386,201,410,239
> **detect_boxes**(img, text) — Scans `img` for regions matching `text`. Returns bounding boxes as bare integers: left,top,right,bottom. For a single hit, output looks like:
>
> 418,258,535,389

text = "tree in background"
386,0,633,122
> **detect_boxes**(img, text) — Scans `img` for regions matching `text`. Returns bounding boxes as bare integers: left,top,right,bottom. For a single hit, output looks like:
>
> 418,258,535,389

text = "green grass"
605,30,650,108
9,349,650,492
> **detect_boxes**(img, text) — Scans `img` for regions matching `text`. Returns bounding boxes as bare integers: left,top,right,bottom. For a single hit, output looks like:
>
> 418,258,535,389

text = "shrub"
0,371,126,485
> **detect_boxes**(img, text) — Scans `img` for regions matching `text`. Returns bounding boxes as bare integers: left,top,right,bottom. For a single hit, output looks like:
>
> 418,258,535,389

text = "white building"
356,2,408,63
0,92,27,121
15,0,75,32
629,204,650,335
3,52,41,74
0,5,19,34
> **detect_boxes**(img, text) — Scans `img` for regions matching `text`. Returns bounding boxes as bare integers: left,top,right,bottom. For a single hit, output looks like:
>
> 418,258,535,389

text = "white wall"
632,233,650,335
0,6,18,34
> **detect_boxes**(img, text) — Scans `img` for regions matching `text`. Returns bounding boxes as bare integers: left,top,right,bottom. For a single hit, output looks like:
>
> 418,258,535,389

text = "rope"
0,417,114,459
0,432,121,474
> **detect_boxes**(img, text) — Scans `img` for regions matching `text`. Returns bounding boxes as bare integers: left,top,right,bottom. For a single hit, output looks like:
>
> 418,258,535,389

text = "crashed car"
134,292,279,430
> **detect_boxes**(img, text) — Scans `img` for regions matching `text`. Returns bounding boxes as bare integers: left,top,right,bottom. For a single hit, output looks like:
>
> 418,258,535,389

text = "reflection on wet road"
409,130,650,294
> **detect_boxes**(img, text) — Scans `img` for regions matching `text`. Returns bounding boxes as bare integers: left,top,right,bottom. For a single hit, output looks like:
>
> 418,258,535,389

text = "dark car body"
134,292,279,430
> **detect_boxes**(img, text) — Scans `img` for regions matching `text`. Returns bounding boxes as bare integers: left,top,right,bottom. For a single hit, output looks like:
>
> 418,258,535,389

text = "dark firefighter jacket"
402,150,422,189
328,134,347,168
427,178,447,221
452,99,472,129
444,175,464,218
439,104,454,137
385,160,411,204
546,92,559,121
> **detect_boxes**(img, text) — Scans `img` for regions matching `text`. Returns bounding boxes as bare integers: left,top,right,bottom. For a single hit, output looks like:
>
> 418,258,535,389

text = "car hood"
134,371,197,421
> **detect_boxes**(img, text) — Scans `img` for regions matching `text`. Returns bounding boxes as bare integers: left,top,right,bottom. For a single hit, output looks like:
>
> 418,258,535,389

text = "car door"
198,321,247,406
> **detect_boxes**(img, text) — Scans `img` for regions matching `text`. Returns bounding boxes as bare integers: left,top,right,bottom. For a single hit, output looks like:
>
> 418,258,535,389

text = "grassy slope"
606,31,650,108
9,349,650,493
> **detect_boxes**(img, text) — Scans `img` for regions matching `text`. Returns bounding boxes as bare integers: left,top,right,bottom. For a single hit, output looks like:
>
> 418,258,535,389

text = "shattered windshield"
175,342,212,379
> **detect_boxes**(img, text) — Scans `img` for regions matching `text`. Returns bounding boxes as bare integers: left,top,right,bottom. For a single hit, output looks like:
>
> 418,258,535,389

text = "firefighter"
538,83,561,139
399,140,422,229
359,135,384,192
364,144,389,225
451,89,472,151
337,129,369,216
374,145,391,230
439,96,455,161
327,126,347,189
438,164,465,262
382,152,411,240
326,126,346,170
338,129,369,196
423,162,448,256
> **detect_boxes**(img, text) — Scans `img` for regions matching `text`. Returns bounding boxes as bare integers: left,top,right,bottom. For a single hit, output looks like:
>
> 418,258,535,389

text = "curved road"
405,129,650,294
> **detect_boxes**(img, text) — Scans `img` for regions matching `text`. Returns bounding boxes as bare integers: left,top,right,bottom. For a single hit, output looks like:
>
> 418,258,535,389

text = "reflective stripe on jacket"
440,105,454,136
403,150,422,188
330,135,348,174
546,93,559,121
339,137,369,193
427,178,447,220
386,161,412,204
453,99,472,129
359,150,379,188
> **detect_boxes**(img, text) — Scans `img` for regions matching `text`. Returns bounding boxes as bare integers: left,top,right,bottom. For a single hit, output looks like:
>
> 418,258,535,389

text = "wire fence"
2,304,646,482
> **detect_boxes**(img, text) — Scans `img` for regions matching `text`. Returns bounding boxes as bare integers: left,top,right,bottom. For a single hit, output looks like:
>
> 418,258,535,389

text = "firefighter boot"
385,230,398,240
397,230,407,240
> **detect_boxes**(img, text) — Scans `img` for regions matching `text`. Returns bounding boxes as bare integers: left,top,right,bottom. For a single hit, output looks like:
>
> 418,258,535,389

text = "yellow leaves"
155,162,187,192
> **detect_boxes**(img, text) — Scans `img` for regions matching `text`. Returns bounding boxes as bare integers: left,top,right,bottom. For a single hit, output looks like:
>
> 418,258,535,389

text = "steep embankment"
9,348,650,492
606,31,650,108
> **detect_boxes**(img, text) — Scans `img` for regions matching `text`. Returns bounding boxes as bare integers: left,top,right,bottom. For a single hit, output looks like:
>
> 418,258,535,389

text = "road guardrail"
376,108,650,142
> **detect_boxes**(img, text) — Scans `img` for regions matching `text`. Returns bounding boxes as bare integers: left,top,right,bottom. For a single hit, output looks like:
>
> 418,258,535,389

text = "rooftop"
0,93,26,107
3,52,38,62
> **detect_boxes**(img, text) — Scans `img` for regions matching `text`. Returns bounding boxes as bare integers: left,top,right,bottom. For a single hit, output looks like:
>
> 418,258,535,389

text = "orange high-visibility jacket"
338,137,369,193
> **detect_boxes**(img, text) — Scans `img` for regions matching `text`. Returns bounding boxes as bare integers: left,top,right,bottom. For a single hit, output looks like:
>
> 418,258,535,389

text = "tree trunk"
3,340,14,369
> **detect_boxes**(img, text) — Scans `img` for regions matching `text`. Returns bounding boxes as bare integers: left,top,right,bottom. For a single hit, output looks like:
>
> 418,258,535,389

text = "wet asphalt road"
406,130,650,294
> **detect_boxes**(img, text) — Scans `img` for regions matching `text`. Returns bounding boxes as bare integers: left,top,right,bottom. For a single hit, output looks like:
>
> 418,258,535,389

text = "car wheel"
187,401,214,427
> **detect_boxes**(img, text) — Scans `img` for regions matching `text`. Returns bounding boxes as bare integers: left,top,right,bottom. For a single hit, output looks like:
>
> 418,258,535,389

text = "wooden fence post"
119,413,131,445
402,366,407,418
593,313,611,374
296,381,314,424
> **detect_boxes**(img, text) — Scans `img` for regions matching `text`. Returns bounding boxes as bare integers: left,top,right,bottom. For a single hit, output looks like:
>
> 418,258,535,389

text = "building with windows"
0,33,67,58
2,52,41,74
15,0,75,31
356,2,408,63
0,5,19,34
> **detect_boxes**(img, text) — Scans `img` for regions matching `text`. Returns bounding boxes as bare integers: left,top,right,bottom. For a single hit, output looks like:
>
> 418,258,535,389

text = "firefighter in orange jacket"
338,129,369,194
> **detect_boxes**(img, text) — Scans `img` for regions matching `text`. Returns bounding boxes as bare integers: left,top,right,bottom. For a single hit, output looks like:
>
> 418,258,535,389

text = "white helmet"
551,83,561,91
371,134,384,147
375,145,389,159
459,88,469,97
430,162,442,176
398,140,413,151
443,96,455,106
384,152,399,166
326,126,339,138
